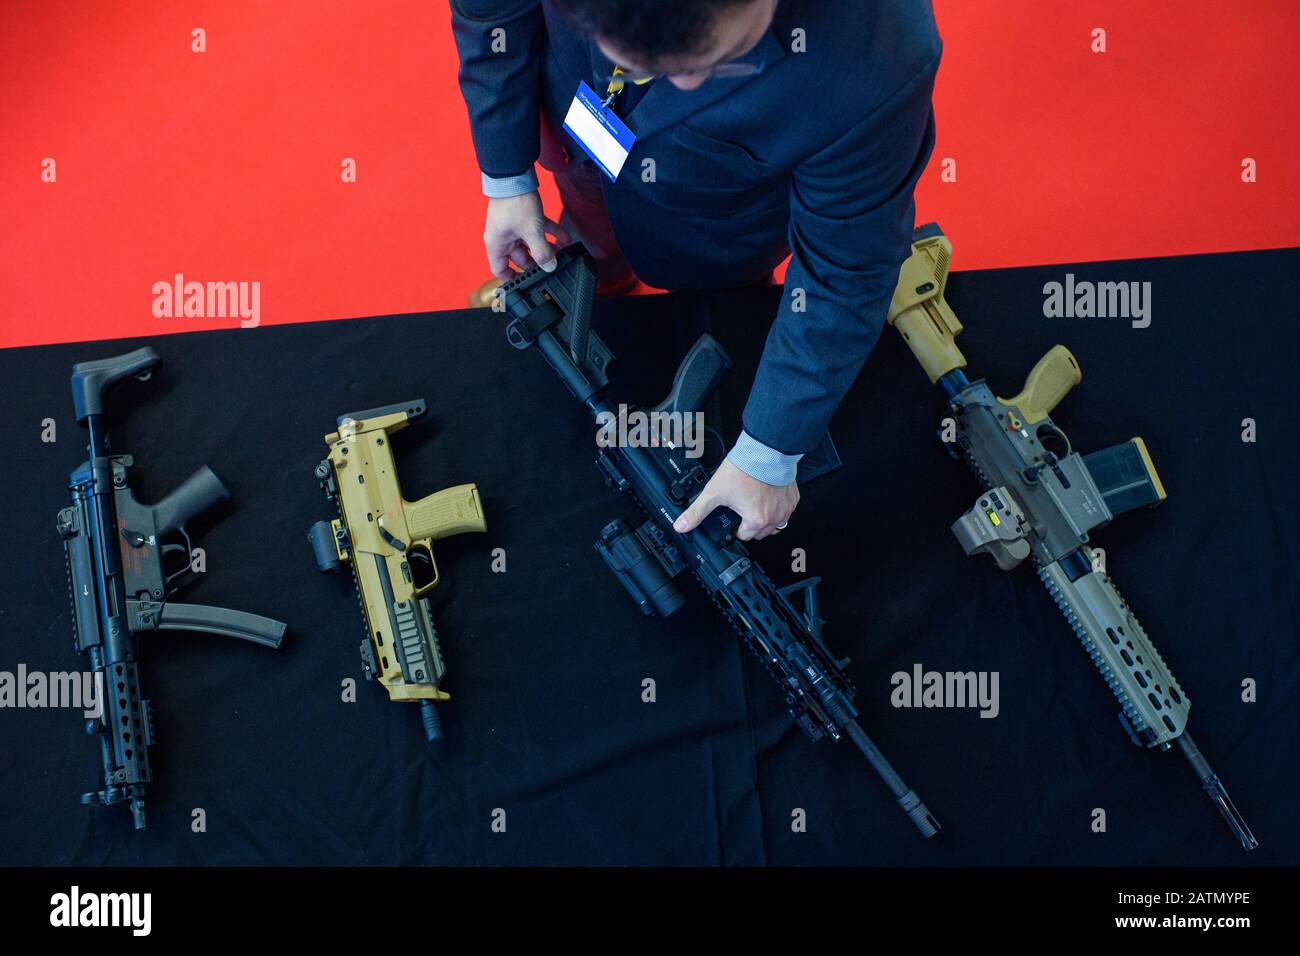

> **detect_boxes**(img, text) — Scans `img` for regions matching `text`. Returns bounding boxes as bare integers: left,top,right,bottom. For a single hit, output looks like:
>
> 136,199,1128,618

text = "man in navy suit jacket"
452,0,941,538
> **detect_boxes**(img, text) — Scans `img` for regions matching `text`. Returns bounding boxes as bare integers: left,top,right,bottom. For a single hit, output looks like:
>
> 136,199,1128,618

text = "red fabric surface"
1,0,1296,348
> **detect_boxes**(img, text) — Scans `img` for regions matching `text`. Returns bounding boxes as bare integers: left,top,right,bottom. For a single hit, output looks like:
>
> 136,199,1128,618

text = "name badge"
562,81,636,182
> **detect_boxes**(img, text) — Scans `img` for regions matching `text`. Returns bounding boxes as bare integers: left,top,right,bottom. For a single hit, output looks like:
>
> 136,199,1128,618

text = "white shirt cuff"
726,431,803,486
481,169,539,198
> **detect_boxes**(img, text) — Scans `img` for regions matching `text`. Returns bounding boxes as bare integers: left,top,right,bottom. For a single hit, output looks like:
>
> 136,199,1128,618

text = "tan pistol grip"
406,483,487,542
887,233,968,383
998,345,1081,424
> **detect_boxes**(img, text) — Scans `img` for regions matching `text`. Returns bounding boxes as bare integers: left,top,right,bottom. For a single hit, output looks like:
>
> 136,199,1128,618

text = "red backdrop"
2,0,1296,348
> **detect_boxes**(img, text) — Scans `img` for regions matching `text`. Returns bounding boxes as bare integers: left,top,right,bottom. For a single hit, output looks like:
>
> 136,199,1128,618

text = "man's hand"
672,458,799,541
484,191,572,280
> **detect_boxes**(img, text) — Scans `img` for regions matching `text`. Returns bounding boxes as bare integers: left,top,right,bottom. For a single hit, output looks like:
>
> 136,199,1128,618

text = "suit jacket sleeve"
451,0,546,178
741,55,940,456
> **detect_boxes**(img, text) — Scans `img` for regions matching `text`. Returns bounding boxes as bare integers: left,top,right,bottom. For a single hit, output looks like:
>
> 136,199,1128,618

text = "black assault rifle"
500,247,939,838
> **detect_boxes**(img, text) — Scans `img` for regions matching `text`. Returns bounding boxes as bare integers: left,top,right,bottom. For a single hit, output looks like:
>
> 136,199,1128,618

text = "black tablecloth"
2,247,1296,865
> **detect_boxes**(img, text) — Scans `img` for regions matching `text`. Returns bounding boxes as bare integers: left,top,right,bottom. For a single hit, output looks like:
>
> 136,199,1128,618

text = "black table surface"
2,246,1296,865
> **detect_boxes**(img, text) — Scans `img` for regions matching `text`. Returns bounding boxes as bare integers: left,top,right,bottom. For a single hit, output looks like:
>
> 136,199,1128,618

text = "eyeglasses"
603,61,760,86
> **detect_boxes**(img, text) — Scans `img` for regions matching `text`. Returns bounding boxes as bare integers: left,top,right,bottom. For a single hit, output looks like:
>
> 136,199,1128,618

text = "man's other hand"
484,191,572,280
672,458,799,541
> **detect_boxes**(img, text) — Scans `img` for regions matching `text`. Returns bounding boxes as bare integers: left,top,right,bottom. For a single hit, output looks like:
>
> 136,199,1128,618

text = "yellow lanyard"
603,65,654,109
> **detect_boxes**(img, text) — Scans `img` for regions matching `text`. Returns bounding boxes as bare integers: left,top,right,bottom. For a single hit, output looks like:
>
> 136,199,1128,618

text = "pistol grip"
406,483,487,542
153,466,230,536
998,345,1081,424
651,334,732,417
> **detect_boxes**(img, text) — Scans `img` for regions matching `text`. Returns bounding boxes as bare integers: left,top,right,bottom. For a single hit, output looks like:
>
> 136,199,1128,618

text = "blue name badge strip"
562,80,636,182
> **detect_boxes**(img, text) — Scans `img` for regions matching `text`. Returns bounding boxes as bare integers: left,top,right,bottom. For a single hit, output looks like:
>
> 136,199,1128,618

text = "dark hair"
555,0,756,63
